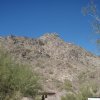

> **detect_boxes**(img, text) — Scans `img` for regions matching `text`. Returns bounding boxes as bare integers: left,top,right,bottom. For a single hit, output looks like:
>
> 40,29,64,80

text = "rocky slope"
0,33,100,100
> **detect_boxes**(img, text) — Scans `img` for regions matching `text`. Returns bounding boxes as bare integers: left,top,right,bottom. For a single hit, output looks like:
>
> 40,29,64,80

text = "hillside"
0,33,100,100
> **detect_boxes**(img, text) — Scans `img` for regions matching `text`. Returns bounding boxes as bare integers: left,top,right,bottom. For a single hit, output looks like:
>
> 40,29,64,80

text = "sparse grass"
91,83,98,94
78,85,93,100
62,83,98,100
64,79,73,91
61,93,76,100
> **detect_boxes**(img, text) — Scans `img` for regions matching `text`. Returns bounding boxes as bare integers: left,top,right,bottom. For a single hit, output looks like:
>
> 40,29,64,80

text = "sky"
0,0,100,55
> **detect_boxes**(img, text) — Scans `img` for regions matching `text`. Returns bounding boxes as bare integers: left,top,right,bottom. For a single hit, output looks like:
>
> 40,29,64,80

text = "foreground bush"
62,83,98,100
61,93,76,100
0,49,41,100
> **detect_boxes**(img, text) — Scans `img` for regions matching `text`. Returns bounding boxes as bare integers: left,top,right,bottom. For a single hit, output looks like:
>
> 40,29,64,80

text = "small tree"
82,0,100,49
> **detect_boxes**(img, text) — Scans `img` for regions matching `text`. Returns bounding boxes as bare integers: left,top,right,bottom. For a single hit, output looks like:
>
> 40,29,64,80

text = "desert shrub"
64,79,73,91
78,85,93,100
61,84,96,100
61,93,76,100
0,49,41,100
91,84,98,94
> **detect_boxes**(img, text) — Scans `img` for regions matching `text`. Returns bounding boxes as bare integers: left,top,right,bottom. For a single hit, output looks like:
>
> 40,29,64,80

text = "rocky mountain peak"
0,33,100,100
39,33,60,40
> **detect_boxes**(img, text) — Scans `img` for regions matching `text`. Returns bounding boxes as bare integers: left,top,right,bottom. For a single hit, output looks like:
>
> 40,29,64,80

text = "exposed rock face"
0,33,100,100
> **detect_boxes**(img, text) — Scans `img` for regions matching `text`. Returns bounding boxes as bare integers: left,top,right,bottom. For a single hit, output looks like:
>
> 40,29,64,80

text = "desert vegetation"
0,49,41,100
62,83,99,100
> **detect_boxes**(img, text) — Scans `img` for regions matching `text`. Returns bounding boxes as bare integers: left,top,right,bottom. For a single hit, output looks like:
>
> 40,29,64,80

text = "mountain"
0,33,100,100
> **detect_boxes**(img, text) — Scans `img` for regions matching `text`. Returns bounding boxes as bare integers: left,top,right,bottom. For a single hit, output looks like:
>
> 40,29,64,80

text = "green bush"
0,49,41,100
61,93,76,100
62,84,96,100
64,79,73,91
78,85,93,100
